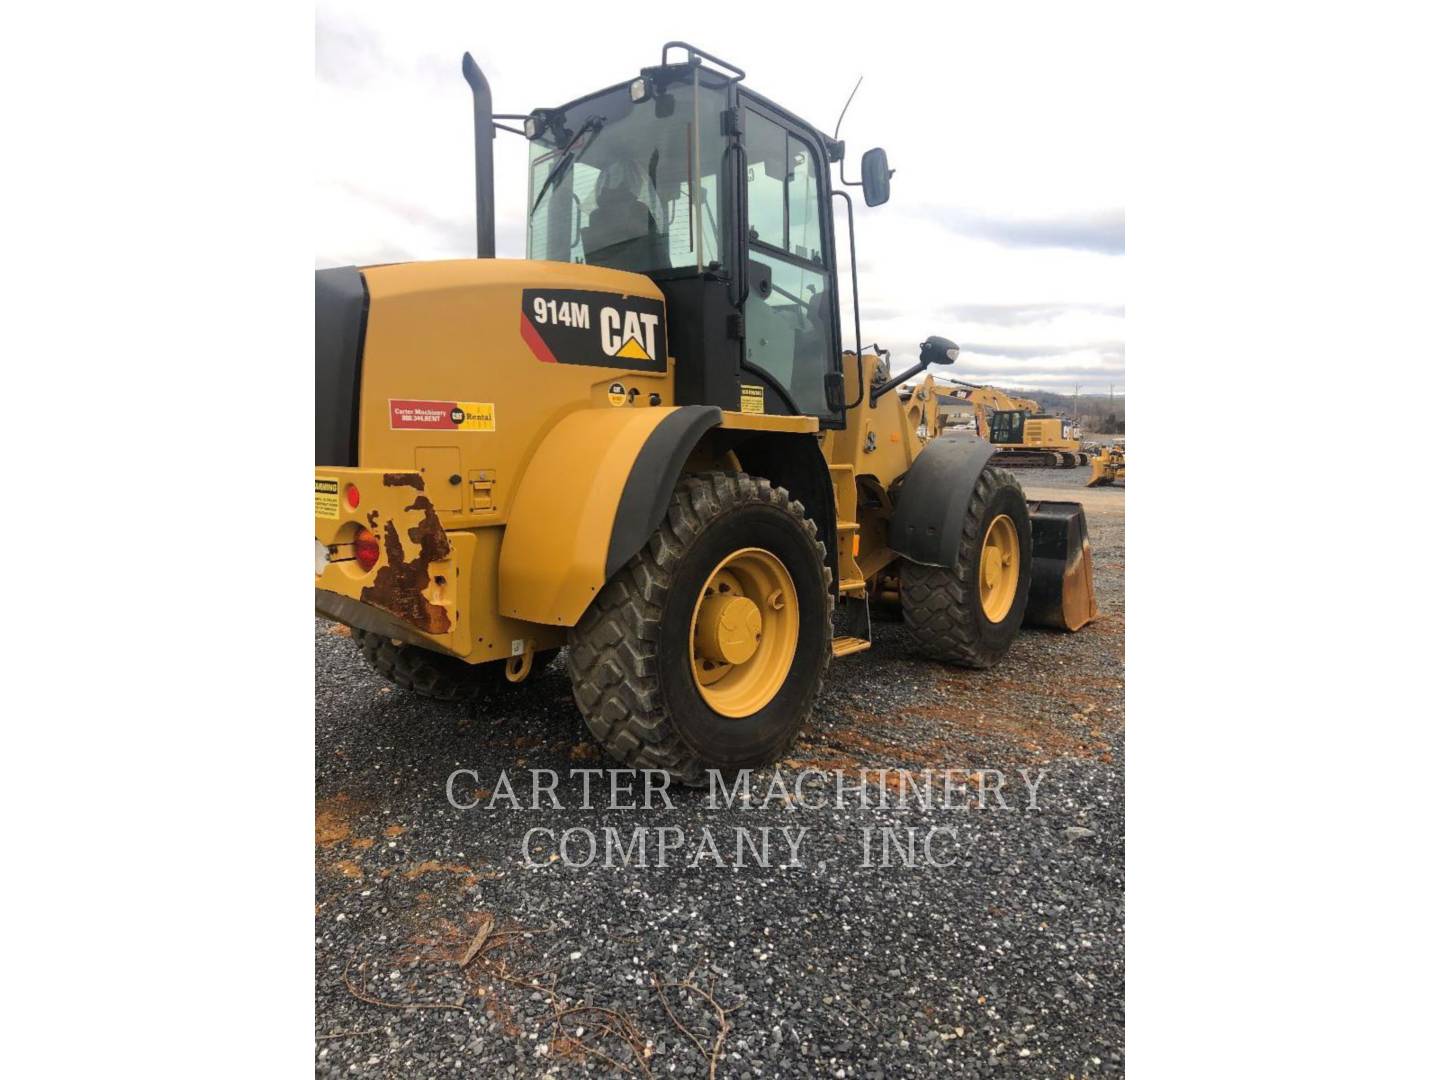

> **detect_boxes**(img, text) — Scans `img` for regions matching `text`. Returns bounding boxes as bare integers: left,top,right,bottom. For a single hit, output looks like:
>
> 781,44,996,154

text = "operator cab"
521,44,880,427
989,409,1029,445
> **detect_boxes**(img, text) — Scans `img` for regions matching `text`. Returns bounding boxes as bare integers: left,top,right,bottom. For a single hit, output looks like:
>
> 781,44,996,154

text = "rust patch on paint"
383,472,424,490
360,495,453,635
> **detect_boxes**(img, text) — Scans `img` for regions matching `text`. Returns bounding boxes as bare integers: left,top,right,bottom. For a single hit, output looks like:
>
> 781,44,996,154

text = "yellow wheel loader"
314,43,1098,782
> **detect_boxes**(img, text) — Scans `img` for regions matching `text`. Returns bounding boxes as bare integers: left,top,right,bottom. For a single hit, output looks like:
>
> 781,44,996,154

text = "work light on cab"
353,529,380,572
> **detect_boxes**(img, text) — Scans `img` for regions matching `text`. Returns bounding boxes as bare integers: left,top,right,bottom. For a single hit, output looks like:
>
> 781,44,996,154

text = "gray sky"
316,1,1125,394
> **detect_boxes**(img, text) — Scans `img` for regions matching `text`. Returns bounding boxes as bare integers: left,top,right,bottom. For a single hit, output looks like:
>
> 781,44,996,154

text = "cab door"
739,101,842,423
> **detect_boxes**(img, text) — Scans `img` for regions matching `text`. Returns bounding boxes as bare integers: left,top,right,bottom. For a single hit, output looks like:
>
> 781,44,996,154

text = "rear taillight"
345,483,361,509
354,528,380,572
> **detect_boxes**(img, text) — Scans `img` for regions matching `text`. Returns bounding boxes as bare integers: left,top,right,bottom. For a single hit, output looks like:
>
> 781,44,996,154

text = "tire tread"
567,471,831,783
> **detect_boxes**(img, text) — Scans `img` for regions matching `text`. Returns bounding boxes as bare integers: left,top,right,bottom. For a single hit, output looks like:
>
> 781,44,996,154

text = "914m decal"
520,289,667,373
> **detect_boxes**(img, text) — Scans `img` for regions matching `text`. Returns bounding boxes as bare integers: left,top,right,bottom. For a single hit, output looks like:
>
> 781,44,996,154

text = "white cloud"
315,1,1125,392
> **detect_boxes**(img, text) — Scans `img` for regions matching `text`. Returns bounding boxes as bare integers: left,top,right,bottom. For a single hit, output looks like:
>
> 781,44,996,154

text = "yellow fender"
498,404,721,626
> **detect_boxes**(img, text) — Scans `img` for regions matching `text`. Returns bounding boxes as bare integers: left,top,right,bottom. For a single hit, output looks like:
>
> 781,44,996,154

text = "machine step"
835,592,872,648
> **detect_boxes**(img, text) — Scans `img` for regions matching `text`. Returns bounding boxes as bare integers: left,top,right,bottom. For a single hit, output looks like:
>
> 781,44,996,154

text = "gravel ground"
316,466,1124,1077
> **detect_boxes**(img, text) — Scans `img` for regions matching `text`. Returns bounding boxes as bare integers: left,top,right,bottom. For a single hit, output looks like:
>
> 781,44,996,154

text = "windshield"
527,71,729,275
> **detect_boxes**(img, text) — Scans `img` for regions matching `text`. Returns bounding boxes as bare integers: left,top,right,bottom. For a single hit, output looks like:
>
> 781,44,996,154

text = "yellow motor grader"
315,43,1097,781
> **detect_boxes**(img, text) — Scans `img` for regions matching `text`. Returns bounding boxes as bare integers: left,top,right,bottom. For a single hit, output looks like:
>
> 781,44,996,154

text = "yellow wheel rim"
978,514,1021,622
689,547,799,718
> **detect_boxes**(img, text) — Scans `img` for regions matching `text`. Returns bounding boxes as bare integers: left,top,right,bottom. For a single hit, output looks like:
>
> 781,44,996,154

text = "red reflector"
354,529,380,572
345,483,361,509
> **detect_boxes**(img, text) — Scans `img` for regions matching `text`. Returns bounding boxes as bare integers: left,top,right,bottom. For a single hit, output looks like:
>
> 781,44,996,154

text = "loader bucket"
1024,501,1098,631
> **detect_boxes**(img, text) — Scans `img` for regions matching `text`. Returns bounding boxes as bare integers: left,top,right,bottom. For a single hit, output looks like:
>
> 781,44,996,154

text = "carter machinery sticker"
520,289,667,373
389,400,496,432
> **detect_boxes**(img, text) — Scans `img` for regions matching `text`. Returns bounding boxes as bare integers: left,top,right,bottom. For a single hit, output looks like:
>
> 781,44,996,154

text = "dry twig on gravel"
341,962,467,1012
651,973,741,1080
315,1027,383,1041
459,912,494,967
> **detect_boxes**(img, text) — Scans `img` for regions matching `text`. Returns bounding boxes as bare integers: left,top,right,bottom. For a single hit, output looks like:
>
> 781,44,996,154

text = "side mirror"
870,336,960,406
918,335,960,367
861,147,892,207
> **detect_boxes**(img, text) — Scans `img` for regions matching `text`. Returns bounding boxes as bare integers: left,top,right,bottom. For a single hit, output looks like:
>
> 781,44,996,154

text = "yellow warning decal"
740,385,765,415
315,476,340,519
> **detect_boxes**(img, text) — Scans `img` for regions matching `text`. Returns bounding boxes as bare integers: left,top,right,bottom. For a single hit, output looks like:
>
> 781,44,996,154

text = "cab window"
744,110,824,266
745,250,833,417
990,410,1026,443
787,140,821,263
743,107,834,417
745,112,787,250
526,79,728,275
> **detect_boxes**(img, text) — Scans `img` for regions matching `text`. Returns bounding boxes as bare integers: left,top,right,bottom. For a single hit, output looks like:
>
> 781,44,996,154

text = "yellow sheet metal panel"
357,259,674,526
717,410,819,434
314,466,466,653
461,524,567,663
821,353,921,485
498,406,680,626
821,352,927,590
315,465,568,660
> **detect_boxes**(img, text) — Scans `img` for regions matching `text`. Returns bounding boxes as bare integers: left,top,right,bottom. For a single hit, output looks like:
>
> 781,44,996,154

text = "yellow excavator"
314,43,1099,781
944,381,1088,468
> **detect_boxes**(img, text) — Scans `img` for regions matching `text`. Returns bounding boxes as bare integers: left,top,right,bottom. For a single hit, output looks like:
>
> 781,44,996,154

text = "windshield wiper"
530,116,604,217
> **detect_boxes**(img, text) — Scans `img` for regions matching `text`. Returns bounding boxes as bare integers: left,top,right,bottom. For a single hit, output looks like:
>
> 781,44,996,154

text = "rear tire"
900,465,1032,668
354,629,556,702
567,471,831,784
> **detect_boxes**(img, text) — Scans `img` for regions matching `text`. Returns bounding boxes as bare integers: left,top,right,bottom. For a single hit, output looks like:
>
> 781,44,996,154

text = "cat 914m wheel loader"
315,43,1098,782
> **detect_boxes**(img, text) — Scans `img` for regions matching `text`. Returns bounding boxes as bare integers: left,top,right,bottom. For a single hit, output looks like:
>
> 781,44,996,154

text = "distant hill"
1023,389,1125,432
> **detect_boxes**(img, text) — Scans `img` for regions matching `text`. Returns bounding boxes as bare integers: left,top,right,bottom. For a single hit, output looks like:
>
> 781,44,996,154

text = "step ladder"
832,594,872,657
829,462,872,657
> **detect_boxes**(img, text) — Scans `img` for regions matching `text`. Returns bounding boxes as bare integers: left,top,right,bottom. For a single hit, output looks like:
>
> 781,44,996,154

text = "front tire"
567,471,832,783
900,465,1032,668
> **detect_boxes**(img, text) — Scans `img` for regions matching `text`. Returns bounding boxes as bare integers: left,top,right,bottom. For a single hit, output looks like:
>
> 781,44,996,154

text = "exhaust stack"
461,52,495,259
